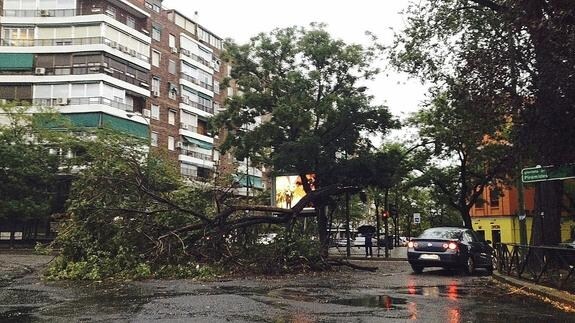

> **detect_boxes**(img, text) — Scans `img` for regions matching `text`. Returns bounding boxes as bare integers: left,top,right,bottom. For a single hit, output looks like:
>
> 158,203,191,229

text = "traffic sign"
521,164,575,183
413,213,421,224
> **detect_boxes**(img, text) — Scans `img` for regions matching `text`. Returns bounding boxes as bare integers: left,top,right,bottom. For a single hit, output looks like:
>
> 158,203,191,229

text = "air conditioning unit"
35,67,46,75
139,82,149,88
129,49,137,57
40,10,51,17
101,62,108,68
182,96,190,104
152,90,159,97
91,7,102,13
103,67,114,74
88,67,100,72
181,124,189,130
143,109,151,117
170,47,178,54
55,97,69,105
110,42,118,49
176,141,183,148
181,49,190,56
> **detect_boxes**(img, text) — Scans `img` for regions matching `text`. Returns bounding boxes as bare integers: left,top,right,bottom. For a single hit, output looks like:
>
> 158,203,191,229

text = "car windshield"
418,228,463,240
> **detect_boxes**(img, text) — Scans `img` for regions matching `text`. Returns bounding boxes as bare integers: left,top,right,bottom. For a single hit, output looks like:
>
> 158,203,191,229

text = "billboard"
273,174,316,209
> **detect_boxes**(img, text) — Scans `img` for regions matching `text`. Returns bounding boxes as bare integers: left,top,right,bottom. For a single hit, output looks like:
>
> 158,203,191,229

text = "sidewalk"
329,245,407,260
493,271,575,308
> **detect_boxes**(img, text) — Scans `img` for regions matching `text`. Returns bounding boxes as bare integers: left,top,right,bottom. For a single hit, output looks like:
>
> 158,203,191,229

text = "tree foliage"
214,24,398,182
212,24,399,253
0,103,66,220
390,0,574,234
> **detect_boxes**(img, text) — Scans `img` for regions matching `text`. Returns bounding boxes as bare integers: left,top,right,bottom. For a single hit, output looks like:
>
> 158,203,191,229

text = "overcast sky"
163,0,428,129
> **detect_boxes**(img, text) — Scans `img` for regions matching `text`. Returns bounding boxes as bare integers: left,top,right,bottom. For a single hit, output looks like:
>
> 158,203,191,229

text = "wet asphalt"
0,253,574,322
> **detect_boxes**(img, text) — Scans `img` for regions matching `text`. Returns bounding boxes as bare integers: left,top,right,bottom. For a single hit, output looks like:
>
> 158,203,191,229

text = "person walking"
364,232,373,258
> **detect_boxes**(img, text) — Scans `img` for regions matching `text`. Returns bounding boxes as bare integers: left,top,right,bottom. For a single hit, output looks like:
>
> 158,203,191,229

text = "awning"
182,136,213,150
0,53,34,70
59,112,148,139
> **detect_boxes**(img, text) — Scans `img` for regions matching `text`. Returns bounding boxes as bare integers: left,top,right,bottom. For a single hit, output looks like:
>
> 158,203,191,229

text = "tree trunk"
532,181,562,245
317,204,329,257
461,208,473,229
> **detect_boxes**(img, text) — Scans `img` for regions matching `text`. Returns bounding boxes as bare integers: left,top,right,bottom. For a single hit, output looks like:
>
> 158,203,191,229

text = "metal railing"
181,96,214,114
180,148,212,161
180,48,212,68
495,243,575,292
2,8,144,34
34,97,135,112
180,73,214,91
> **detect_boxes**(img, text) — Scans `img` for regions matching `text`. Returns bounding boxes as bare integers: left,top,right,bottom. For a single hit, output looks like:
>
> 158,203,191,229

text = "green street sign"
521,164,575,183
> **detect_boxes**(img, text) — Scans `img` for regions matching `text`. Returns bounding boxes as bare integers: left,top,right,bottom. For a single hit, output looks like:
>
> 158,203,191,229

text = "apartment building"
0,0,264,198
0,0,152,138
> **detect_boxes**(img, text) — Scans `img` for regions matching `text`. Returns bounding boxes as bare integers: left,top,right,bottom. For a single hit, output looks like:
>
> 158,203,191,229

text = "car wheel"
411,265,423,274
463,256,476,275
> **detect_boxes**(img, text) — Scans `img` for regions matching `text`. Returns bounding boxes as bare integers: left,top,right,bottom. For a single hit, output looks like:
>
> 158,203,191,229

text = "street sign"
413,213,421,224
521,164,575,183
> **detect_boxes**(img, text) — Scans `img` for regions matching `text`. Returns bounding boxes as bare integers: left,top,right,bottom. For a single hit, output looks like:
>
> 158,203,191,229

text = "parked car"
407,227,494,275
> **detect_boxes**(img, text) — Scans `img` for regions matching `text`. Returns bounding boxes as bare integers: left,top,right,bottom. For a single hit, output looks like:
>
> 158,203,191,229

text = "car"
559,239,575,248
407,227,494,275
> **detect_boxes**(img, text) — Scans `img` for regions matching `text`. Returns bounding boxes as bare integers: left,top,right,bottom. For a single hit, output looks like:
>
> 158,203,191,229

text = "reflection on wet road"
0,262,573,322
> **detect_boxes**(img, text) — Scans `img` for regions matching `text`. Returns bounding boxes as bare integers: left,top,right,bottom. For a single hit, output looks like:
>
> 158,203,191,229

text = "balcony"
16,65,148,90
180,73,213,92
0,37,149,63
2,7,146,33
180,148,212,161
181,96,214,115
34,96,137,112
180,49,212,69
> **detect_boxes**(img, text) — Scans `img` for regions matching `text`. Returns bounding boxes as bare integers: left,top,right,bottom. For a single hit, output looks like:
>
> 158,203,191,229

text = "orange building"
471,183,575,244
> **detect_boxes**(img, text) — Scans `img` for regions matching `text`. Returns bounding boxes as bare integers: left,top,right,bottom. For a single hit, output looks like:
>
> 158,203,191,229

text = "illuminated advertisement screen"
273,174,316,209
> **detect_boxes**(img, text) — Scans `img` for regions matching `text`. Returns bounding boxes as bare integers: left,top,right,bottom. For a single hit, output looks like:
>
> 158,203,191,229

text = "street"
1,254,573,322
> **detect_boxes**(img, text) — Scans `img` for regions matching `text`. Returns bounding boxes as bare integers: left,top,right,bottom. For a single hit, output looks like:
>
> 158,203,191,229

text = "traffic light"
382,210,389,219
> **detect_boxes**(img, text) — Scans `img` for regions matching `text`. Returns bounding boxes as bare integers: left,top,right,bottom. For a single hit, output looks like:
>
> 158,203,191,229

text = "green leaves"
214,24,398,180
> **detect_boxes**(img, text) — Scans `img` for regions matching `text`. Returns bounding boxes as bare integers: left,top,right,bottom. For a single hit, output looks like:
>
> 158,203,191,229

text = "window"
169,34,176,48
168,59,176,74
489,188,500,208
168,136,174,150
105,6,116,19
151,132,158,147
168,82,178,100
213,80,219,93
168,109,176,125
152,50,160,67
152,77,160,95
151,104,160,120
127,16,136,29
475,197,485,209
181,163,197,178
152,25,161,41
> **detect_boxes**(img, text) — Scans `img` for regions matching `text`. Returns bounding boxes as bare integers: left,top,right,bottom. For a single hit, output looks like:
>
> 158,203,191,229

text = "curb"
492,271,575,307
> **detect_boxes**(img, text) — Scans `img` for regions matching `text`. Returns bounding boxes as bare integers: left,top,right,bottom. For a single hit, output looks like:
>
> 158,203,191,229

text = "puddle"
0,308,35,322
329,295,408,309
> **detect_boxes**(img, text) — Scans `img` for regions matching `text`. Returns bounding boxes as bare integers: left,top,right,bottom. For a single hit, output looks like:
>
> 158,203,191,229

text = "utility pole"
517,170,528,245
384,188,389,258
345,191,351,257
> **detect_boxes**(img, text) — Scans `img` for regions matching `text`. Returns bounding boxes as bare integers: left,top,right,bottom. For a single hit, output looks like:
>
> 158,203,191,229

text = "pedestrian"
364,232,373,258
